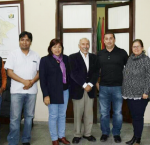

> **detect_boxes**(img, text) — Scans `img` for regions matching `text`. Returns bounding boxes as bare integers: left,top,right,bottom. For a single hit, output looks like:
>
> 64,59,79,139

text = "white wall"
24,0,56,121
136,0,150,123
1,0,150,123
1,0,56,121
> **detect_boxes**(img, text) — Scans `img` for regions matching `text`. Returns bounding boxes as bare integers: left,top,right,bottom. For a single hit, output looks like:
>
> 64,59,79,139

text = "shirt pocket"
31,61,38,71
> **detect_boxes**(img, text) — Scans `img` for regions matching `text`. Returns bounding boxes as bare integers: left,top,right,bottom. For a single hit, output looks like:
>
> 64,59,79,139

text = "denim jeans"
127,99,148,138
48,89,69,141
99,86,123,136
7,93,36,145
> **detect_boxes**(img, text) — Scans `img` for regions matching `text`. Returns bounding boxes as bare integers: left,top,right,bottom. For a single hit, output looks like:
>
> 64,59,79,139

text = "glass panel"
63,5,92,28
115,33,129,54
108,5,129,29
63,33,92,56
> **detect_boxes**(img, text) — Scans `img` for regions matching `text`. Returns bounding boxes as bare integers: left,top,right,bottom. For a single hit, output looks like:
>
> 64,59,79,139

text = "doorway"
56,0,135,123
96,1,133,123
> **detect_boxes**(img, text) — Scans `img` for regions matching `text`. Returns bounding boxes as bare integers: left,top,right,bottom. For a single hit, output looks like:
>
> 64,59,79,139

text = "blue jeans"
7,93,36,145
99,86,123,136
48,89,69,141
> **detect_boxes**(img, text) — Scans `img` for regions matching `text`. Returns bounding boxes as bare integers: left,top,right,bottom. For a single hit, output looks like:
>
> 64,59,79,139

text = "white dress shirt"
4,49,40,94
80,51,93,88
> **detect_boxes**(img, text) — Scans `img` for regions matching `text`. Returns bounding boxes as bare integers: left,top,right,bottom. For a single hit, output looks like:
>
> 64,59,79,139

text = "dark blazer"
39,55,69,104
69,51,99,100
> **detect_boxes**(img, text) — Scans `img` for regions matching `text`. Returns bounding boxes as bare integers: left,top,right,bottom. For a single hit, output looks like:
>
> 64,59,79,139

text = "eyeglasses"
132,46,142,49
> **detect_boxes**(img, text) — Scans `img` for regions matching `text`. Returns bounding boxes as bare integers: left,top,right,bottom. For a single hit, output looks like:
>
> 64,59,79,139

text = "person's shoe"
126,136,141,145
52,140,59,145
126,136,137,144
135,138,141,145
22,143,30,145
100,134,109,142
83,135,96,142
58,137,70,144
114,135,121,143
72,137,81,144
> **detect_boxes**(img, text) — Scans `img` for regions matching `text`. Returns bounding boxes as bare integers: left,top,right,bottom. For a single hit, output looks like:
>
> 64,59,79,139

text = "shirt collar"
80,50,89,58
104,45,117,53
19,48,31,56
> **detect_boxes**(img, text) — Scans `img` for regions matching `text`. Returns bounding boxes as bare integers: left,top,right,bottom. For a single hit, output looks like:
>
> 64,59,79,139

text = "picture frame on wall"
0,0,24,60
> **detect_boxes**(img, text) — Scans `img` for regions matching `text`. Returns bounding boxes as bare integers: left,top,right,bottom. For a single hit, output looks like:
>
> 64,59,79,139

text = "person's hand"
143,94,148,99
44,96,50,106
29,80,35,87
84,85,92,92
23,80,32,90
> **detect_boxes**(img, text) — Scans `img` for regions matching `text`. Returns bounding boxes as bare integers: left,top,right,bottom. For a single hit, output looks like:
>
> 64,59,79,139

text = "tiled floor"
0,123,150,145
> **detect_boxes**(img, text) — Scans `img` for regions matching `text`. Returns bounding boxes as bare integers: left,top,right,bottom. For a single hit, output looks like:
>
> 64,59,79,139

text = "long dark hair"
48,39,64,55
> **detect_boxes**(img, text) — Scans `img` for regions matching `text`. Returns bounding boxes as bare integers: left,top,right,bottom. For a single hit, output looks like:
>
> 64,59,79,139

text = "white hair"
78,38,90,45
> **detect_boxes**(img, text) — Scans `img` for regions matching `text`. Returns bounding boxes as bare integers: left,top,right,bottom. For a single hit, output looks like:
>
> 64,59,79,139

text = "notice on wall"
0,4,21,59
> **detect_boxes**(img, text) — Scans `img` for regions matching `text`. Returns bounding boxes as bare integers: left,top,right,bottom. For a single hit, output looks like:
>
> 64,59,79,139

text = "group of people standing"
1,31,150,145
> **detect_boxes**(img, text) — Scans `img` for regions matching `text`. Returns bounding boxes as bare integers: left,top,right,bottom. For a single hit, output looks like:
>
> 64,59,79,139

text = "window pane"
115,33,129,54
63,33,92,56
63,5,92,28
108,5,129,29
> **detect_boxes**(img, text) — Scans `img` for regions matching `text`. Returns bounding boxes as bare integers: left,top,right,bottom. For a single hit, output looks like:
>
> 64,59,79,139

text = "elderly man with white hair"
69,38,99,144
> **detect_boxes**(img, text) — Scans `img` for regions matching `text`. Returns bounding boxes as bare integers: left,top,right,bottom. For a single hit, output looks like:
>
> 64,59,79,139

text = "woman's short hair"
132,39,144,47
48,39,64,55
132,39,145,53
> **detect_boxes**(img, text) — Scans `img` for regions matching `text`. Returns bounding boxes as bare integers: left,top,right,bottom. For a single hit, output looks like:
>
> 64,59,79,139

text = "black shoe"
83,135,96,142
126,136,136,144
22,143,30,145
72,137,81,144
100,134,109,142
114,135,121,143
126,136,141,145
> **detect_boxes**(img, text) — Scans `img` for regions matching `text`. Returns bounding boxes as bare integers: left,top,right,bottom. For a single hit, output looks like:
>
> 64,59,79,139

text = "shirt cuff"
83,83,88,88
88,82,93,88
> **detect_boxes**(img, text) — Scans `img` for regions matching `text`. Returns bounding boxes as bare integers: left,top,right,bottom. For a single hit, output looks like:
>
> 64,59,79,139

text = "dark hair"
48,39,64,55
104,31,115,39
132,39,144,47
19,31,33,42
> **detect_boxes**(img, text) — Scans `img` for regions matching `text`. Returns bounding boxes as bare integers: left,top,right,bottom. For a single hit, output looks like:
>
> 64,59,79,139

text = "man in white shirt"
5,31,40,145
69,38,99,144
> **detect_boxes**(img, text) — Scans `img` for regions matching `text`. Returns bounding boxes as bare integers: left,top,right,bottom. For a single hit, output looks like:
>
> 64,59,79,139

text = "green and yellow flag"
97,17,101,52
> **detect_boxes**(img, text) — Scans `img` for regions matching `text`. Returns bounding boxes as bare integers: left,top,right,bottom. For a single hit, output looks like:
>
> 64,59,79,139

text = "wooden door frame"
56,0,135,123
105,1,135,54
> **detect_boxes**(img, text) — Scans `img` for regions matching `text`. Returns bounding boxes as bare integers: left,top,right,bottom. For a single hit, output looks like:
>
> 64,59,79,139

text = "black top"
39,55,69,104
97,45,128,86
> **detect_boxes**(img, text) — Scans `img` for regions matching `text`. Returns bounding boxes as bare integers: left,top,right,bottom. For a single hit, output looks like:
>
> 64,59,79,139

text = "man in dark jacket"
69,38,99,144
